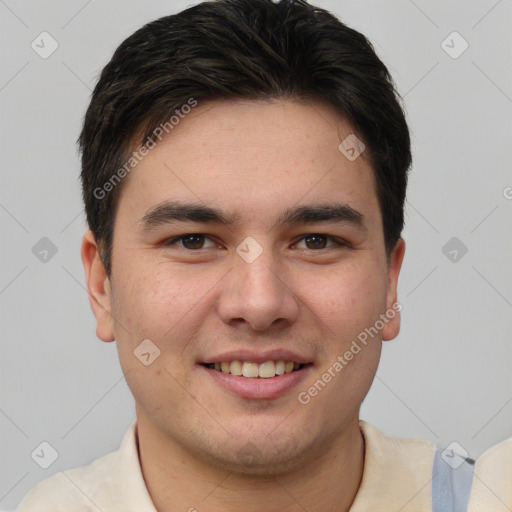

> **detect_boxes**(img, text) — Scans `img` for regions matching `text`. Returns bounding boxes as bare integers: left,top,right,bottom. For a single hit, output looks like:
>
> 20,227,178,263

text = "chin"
203,447,308,477
189,427,319,477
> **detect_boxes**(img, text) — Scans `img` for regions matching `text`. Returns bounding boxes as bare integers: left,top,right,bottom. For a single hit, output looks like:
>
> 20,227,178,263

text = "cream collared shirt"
15,421,511,511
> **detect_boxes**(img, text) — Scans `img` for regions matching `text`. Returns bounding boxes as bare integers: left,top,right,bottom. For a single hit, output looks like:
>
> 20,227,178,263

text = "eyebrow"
137,200,366,232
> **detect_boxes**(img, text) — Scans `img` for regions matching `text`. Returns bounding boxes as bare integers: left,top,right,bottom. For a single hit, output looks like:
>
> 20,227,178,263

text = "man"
15,0,510,510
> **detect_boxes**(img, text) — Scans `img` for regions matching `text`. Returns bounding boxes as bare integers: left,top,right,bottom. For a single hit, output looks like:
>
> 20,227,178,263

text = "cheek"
304,259,387,340
112,260,198,334
305,264,385,413
110,263,202,414
110,259,223,379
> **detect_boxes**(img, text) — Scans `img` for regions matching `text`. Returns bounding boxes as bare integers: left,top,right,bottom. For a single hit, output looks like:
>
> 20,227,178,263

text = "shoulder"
468,437,512,512
15,423,138,512
359,420,437,480
15,449,120,512
350,422,436,512
359,420,437,463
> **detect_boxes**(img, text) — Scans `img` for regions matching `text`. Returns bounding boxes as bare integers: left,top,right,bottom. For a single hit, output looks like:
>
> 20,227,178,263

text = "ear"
381,237,406,342
81,229,115,342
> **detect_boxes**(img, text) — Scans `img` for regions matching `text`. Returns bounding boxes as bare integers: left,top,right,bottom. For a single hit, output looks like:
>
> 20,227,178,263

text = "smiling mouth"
201,360,311,379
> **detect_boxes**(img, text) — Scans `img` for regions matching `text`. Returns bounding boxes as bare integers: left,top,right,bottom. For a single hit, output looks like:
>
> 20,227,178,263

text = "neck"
136,413,364,512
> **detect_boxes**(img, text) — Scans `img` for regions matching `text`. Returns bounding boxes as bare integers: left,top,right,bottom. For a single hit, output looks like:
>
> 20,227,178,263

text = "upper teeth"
212,360,300,378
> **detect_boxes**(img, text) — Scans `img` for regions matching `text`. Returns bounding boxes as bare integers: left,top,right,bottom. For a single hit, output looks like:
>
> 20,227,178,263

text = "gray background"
1,0,511,509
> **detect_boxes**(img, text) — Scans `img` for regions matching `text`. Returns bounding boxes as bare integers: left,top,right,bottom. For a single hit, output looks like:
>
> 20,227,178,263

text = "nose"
216,247,300,332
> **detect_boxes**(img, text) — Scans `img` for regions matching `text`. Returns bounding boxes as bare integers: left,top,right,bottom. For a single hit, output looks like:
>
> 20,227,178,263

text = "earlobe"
382,238,406,342
81,230,116,342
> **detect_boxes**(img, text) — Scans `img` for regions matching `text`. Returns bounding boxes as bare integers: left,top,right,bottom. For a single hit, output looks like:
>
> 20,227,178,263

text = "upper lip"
199,349,313,365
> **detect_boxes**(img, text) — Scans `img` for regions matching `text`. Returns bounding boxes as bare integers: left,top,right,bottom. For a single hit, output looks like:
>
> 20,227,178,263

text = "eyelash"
161,233,350,251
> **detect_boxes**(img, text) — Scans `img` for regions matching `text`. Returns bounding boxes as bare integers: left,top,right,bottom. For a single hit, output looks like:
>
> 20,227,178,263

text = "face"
82,98,405,474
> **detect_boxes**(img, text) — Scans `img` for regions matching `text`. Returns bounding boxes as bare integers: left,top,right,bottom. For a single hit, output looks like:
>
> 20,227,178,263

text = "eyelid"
162,233,218,249
293,234,349,250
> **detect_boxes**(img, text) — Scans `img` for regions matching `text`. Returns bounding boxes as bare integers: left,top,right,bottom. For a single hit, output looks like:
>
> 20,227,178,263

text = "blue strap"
432,447,475,512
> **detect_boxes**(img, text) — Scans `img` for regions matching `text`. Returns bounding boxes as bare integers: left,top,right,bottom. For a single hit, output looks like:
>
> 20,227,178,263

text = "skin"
82,98,405,512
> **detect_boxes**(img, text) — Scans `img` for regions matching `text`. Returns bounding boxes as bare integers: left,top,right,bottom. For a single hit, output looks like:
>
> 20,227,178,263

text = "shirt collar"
111,421,158,511
112,420,434,512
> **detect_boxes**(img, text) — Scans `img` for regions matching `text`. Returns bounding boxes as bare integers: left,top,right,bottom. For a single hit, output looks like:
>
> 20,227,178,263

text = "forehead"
115,98,379,229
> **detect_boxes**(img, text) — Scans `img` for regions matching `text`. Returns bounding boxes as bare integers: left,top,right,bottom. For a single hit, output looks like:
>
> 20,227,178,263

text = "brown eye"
295,234,346,250
181,234,205,249
303,234,328,249
163,234,216,250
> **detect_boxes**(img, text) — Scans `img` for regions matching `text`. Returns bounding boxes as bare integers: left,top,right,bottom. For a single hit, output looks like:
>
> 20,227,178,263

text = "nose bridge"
217,237,299,330
235,238,285,301
239,245,281,290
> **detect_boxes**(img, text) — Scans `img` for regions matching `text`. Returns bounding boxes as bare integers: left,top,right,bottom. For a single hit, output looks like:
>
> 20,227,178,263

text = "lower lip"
200,365,312,400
